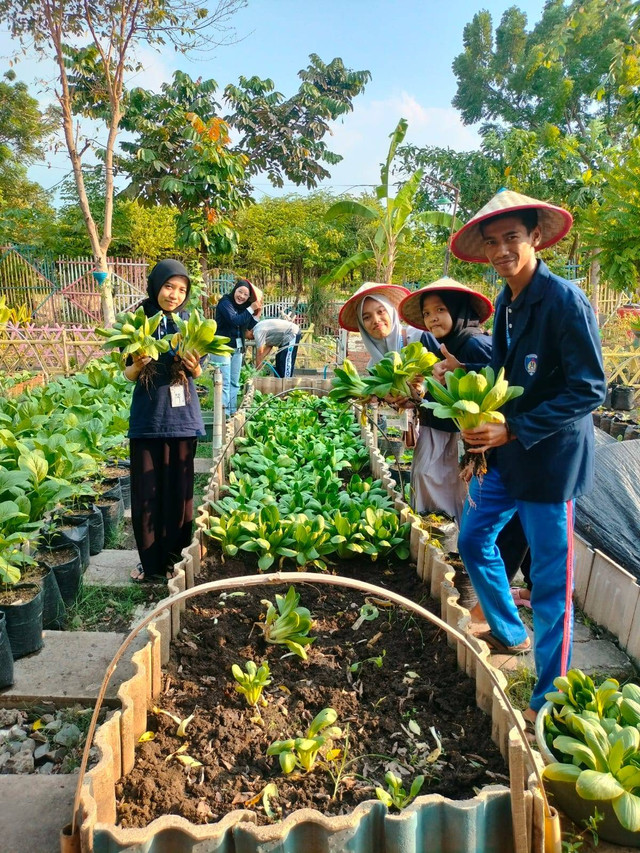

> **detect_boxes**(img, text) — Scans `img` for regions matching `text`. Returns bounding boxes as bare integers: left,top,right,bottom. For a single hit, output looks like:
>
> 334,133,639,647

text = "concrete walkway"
1,543,638,852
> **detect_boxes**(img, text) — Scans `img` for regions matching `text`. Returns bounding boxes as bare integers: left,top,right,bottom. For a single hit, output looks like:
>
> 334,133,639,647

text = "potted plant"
536,668,640,846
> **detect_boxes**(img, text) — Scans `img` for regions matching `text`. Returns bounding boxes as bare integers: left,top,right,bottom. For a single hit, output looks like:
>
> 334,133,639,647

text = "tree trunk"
93,252,116,328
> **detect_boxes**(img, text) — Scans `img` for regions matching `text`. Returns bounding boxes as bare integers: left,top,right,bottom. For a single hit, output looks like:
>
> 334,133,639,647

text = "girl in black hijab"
212,278,262,415
125,259,205,582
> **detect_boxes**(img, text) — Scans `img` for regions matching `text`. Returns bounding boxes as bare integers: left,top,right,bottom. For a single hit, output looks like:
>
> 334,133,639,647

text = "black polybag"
575,436,640,580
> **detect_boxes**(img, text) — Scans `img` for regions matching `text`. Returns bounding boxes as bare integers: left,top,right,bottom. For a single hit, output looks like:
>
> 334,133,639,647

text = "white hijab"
356,294,404,367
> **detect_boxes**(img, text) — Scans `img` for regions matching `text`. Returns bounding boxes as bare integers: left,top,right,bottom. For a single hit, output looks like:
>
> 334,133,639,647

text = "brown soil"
20,563,49,585
95,496,120,507
92,479,119,495
34,545,78,567
102,466,130,479
0,582,40,605
115,550,508,829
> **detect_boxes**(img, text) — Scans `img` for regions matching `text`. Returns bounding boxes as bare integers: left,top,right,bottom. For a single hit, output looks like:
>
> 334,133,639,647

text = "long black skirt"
130,437,197,578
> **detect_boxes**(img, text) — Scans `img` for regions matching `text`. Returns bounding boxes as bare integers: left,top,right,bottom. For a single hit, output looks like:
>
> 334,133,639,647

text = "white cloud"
254,91,479,197
325,91,479,190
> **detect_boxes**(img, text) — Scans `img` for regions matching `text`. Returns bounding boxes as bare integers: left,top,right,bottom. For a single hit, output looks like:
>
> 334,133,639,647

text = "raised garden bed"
115,555,509,829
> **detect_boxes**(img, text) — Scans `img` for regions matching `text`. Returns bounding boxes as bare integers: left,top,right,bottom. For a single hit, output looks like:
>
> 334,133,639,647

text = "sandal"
476,630,531,655
130,565,169,584
511,587,532,609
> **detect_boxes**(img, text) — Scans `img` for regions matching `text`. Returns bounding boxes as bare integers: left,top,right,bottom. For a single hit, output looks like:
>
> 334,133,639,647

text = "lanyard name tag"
170,385,186,407
236,337,243,350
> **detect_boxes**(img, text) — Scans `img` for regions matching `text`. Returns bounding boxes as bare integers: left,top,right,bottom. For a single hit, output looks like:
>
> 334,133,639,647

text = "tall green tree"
233,193,361,293
0,0,246,324
224,54,371,188
119,72,249,267
0,70,56,246
117,58,370,268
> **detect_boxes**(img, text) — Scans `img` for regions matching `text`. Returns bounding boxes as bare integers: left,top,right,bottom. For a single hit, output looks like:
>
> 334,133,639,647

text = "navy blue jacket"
215,294,256,349
128,313,205,439
483,261,606,503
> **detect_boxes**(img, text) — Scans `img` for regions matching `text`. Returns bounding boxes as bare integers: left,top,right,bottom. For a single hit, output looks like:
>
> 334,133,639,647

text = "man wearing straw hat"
436,189,606,724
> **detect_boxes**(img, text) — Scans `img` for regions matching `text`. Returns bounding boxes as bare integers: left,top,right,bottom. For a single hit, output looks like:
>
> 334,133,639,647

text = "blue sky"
1,0,547,202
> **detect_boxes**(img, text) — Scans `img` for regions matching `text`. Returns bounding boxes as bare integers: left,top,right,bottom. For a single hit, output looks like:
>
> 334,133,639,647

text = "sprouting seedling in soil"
351,602,379,631
151,705,195,737
231,660,271,708
260,585,315,659
267,708,343,774
350,650,386,674
375,770,425,810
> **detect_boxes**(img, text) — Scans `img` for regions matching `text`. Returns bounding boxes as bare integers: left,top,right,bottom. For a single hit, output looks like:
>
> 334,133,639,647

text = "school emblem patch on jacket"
525,354,538,375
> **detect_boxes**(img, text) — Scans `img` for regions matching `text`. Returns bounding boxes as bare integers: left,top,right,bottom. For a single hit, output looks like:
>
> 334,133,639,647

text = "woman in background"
212,278,263,416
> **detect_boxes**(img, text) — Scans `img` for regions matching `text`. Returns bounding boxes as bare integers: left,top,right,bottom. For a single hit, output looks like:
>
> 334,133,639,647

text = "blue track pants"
458,466,574,711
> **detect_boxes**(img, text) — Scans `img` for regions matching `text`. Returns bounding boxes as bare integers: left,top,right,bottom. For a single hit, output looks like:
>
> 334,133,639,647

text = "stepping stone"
571,638,636,681
1,631,140,707
0,773,76,853
194,457,215,474
84,549,139,587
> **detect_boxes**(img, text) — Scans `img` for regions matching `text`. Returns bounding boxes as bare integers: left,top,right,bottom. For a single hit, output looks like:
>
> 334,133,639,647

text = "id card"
236,337,243,350
170,385,186,407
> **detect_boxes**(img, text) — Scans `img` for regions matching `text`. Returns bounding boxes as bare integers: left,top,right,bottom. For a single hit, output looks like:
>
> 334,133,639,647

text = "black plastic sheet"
575,437,640,580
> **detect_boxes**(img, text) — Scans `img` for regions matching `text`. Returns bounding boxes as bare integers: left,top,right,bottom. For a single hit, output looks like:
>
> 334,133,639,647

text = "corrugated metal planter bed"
67,389,550,853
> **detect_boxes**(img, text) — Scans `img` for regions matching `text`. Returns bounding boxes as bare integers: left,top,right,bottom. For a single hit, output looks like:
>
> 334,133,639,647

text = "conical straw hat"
399,278,493,330
338,282,411,332
450,190,573,263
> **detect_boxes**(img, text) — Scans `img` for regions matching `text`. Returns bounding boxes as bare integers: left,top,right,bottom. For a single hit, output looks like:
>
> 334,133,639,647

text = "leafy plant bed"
115,553,509,829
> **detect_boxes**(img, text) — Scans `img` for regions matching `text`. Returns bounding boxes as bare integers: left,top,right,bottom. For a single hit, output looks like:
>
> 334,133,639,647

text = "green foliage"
330,343,439,404
542,669,640,833
233,193,361,289
423,366,524,431
96,307,170,360
203,393,410,569
119,72,249,258
224,54,371,188
169,311,232,358
375,770,425,810
267,708,342,774
260,586,315,660
231,660,271,708
0,360,133,584
544,719,640,832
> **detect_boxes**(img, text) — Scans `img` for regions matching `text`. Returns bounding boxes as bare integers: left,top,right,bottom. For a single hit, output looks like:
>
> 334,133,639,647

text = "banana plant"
96,306,170,360
260,585,315,659
267,708,342,774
